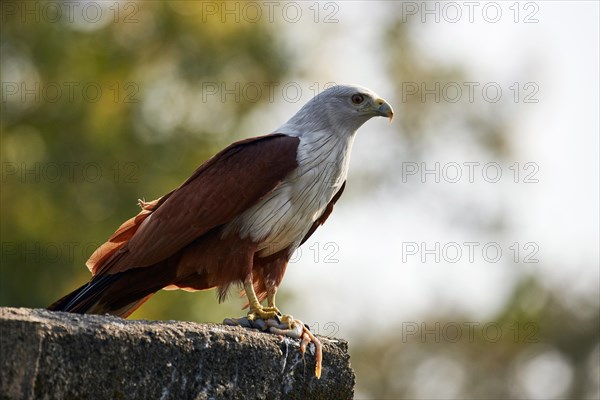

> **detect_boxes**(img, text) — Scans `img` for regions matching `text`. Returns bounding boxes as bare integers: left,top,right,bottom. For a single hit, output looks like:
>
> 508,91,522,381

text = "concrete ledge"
0,307,354,400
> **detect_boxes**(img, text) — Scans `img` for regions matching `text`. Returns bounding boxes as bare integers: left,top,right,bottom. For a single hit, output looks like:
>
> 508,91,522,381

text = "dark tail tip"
47,274,121,314
47,264,171,317
47,283,88,312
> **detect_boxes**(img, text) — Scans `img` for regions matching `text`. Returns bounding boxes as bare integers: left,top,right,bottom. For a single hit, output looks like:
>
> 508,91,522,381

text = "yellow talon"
261,306,281,315
280,314,294,329
247,305,279,321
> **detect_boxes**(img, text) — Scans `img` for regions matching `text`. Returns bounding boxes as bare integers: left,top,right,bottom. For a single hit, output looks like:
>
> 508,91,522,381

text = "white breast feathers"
224,131,354,257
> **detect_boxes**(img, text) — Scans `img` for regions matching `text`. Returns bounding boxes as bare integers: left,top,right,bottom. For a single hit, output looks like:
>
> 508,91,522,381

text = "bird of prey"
49,84,393,377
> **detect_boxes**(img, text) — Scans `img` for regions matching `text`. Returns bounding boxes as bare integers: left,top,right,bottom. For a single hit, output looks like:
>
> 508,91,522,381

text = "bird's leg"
244,277,279,321
262,286,280,314
263,285,294,329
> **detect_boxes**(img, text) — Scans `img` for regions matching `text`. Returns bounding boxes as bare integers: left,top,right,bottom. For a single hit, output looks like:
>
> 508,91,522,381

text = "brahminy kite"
49,84,393,377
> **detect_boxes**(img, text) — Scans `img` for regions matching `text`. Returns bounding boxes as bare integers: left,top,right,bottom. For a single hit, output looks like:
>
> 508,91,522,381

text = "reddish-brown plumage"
93,134,300,276
86,194,173,275
50,133,345,316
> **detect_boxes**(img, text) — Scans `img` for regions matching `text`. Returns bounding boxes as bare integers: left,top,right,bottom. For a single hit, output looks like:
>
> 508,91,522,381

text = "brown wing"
299,181,346,246
94,134,300,275
86,193,174,275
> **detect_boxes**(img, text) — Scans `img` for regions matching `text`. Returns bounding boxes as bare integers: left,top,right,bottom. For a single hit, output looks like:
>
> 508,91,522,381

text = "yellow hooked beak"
373,98,394,122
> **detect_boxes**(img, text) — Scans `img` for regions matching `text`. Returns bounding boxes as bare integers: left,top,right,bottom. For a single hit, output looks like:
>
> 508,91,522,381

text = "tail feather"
48,261,175,318
48,274,122,314
47,282,89,312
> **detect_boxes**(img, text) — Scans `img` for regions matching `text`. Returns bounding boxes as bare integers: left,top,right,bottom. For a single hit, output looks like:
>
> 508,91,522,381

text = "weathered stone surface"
0,307,354,400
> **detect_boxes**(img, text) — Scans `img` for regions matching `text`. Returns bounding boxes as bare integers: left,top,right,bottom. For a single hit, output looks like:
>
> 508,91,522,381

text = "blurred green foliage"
1,1,290,321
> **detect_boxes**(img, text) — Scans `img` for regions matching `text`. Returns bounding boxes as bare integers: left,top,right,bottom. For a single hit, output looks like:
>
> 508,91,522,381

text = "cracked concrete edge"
0,307,355,400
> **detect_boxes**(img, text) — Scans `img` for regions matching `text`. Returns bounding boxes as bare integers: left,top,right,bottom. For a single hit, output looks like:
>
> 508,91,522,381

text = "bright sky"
272,1,600,339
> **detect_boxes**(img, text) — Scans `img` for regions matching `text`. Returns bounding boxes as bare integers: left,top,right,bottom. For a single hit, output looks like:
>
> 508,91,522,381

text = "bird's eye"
351,94,365,105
